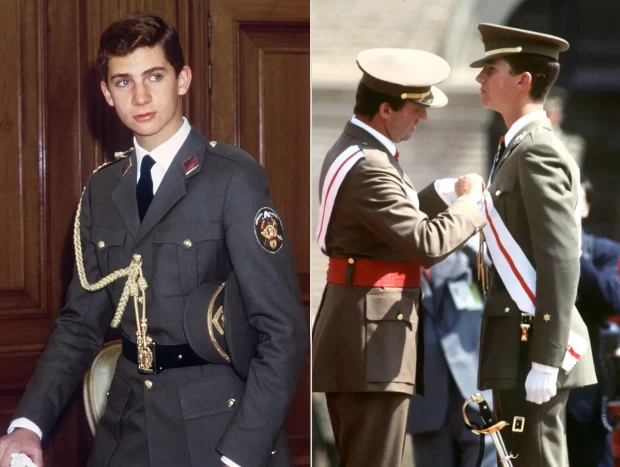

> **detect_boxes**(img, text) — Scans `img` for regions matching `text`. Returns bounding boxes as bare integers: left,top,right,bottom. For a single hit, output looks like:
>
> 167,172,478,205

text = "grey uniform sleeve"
12,181,114,437
216,161,308,467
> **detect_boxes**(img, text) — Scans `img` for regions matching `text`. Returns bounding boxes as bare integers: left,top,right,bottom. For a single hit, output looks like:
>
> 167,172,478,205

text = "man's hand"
525,362,559,405
455,173,485,198
0,429,42,467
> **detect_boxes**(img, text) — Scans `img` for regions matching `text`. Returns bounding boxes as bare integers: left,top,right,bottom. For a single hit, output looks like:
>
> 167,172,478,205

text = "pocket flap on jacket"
154,221,221,246
91,227,125,247
482,291,521,317
365,290,419,323
179,375,245,420
491,175,516,198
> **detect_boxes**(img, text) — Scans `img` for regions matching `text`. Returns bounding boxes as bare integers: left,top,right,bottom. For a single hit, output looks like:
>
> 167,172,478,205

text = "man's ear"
378,102,392,120
517,71,532,93
100,81,115,107
177,66,192,96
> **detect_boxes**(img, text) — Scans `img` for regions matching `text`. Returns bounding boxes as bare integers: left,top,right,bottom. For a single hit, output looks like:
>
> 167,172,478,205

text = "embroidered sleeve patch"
254,207,284,253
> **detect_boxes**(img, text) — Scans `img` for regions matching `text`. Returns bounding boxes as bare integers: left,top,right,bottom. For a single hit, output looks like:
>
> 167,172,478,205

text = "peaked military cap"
357,48,450,108
470,23,569,68
183,271,257,380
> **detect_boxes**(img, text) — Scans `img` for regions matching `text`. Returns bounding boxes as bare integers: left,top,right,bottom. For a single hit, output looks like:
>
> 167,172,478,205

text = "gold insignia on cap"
213,305,224,336
207,282,230,362
210,141,217,147
543,314,551,322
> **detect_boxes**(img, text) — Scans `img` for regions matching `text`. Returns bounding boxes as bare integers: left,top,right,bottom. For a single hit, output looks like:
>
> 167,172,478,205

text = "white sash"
315,146,419,253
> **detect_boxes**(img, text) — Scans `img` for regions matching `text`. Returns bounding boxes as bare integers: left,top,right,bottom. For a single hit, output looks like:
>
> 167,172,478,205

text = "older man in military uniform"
469,24,597,466
312,48,487,467
0,12,307,467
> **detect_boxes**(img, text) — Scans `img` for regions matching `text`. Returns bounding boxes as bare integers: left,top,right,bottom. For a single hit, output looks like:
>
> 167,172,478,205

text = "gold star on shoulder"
543,314,551,322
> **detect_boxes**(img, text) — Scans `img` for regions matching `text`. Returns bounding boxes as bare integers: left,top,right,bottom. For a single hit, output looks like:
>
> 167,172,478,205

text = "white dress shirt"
9,116,242,467
505,109,547,146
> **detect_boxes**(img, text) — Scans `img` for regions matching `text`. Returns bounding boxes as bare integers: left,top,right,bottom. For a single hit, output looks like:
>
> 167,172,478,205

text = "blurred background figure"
408,240,496,467
566,179,620,467
544,88,587,168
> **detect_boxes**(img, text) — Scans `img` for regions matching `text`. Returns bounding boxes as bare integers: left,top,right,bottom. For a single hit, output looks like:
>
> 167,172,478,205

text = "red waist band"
327,258,421,288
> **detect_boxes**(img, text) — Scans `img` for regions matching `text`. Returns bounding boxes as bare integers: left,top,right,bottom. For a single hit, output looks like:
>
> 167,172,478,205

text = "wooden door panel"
238,24,310,275
210,1,310,464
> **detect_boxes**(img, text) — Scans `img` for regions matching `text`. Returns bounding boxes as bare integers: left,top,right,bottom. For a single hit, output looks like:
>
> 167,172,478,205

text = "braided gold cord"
73,189,148,328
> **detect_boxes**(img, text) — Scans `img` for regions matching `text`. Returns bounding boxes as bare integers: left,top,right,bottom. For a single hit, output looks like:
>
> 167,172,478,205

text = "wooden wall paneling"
0,0,46,316
45,0,87,463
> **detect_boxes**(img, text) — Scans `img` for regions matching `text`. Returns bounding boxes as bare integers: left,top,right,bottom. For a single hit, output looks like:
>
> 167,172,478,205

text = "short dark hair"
504,53,560,102
97,12,185,82
581,177,593,205
353,81,406,118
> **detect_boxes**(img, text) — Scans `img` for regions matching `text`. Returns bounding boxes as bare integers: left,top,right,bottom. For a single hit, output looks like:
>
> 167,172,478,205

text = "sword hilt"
463,393,515,466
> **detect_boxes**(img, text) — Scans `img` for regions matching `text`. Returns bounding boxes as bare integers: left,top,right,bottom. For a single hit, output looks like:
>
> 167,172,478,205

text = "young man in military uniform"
0,12,307,467
470,24,597,466
312,48,487,467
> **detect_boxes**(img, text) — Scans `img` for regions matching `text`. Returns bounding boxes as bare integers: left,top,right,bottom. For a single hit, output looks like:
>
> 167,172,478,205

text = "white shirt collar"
504,110,547,146
134,117,192,173
351,115,397,157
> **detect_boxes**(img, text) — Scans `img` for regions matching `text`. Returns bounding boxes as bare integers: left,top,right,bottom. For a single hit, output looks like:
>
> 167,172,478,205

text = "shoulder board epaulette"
114,147,134,159
207,140,253,163
92,147,133,173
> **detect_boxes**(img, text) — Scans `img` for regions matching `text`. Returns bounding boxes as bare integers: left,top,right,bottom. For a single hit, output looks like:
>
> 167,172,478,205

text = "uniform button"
495,190,502,197
177,354,183,360
97,241,105,249
397,314,404,320
144,380,153,390
504,307,510,313
106,391,110,397
183,239,192,248
347,258,354,264
228,398,236,408
271,450,277,455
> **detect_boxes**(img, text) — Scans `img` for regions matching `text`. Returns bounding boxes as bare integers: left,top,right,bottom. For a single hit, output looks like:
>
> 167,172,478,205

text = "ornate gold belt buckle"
137,338,157,374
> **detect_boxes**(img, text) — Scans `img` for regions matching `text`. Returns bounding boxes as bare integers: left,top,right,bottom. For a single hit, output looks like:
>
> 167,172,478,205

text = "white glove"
9,453,38,467
525,362,559,405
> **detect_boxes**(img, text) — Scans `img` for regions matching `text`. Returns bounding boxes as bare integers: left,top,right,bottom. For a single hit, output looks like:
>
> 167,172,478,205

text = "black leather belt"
121,335,209,374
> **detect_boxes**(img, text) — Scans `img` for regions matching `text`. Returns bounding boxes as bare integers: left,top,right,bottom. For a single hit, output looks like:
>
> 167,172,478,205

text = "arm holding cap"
216,156,308,467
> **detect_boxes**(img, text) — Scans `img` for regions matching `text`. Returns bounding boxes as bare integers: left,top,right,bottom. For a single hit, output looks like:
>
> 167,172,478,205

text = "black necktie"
489,136,506,182
136,155,155,222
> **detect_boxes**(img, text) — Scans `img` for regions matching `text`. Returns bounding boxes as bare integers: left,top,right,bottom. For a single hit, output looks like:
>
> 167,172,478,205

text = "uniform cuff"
221,455,242,467
8,418,43,440
531,362,559,375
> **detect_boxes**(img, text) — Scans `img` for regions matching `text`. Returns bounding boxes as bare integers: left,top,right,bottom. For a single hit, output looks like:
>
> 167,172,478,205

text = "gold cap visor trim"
400,90,431,99
485,46,523,56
